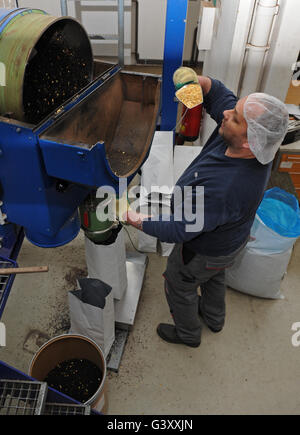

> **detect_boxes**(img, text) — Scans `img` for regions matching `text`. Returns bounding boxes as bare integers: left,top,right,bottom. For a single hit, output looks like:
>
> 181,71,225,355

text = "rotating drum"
0,8,93,123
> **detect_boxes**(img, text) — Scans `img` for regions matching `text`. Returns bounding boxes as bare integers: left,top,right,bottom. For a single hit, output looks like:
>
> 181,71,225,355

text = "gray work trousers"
163,242,247,345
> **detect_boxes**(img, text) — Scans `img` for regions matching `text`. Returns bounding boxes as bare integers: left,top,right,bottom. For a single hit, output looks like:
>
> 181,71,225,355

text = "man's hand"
173,67,212,96
173,67,199,90
122,210,151,231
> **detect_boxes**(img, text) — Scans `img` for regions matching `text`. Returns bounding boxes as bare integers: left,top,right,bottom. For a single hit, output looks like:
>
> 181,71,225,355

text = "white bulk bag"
225,246,293,299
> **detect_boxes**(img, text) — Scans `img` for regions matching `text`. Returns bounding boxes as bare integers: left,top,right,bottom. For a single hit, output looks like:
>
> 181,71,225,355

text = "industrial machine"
0,7,160,248
0,7,161,329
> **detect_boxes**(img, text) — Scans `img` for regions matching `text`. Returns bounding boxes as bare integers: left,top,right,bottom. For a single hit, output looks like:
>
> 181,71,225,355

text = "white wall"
137,0,167,60
0,0,17,7
18,0,133,63
260,0,300,101
202,0,299,100
200,0,247,145
137,0,202,62
18,0,61,15
202,0,242,83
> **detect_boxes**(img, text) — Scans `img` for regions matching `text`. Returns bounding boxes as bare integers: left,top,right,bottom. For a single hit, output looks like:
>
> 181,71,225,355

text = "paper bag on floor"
68,278,115,358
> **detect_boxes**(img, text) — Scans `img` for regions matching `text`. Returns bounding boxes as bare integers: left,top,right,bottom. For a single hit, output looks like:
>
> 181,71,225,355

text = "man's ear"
241,141,256,158
241,141,251,150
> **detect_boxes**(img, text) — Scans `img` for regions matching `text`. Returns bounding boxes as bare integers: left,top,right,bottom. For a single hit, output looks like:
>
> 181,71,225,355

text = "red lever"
83,211,89,228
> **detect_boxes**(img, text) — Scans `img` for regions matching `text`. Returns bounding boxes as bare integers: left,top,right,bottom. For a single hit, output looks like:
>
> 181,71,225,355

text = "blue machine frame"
0,64,128,249
161,0,188,130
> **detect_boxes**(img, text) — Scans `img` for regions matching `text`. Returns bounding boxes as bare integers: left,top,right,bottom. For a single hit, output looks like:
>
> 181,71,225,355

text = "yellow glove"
173,67,199,90
115,192,131,223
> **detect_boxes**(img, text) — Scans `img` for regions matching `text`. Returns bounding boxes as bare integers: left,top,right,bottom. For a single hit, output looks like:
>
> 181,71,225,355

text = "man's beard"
219,127,240,151
219,122,231,145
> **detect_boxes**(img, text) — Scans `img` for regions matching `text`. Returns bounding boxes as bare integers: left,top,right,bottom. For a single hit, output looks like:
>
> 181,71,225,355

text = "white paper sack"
173,145,203,182
140,132,174,205
139,133,174,253
68,290,115,358
151,131,174,147
84,230,127,300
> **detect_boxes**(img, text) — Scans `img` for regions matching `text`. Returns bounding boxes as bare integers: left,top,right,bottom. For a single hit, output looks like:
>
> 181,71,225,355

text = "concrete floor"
1,225,300,415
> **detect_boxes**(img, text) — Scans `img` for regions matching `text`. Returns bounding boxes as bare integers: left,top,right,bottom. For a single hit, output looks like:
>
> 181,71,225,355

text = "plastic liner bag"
84,226,127,300
225,246,293,299
68,278,115,357
249,187,300,254
137,198,158,253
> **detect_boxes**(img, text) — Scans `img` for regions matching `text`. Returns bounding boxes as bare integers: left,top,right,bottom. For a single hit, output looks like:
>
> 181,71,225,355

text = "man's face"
219,97,248,148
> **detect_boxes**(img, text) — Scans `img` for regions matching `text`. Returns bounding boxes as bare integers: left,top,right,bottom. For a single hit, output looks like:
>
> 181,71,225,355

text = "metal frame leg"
60,0,68,16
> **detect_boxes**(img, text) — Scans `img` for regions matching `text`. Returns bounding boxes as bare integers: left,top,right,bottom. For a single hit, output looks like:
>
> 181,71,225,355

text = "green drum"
80,192,117,243
0,8,93,123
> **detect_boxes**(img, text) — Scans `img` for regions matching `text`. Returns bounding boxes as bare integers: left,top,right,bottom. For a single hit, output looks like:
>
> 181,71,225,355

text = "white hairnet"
243,93,289,165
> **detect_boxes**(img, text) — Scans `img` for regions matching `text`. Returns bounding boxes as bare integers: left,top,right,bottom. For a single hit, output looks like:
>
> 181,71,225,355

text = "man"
125,67,289,348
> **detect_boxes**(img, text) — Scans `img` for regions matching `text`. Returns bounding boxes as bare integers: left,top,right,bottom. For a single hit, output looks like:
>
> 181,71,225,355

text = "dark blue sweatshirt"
142,79,272,256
